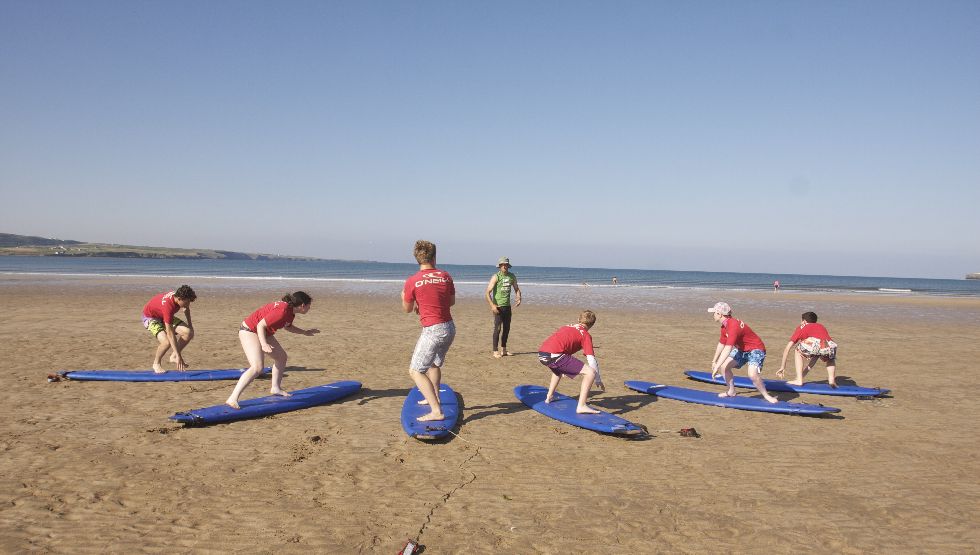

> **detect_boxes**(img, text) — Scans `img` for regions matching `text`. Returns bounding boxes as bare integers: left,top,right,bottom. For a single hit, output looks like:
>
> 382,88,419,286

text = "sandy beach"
1,274,978,553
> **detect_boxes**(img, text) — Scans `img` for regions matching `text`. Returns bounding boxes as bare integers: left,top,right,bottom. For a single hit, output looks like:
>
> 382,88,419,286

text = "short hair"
414,240,436,264
282,291,312,307
802,311,818,323
174,285,197,301
579,310,597,327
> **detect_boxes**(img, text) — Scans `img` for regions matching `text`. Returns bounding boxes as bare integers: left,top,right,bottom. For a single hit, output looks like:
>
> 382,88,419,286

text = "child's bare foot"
152,363,166,374
829,382,838,388
718,391,737,398
545,395,554,403
270,389,291,397
225,400,241,409
787,380,804,386
492,351,502,359
763,395,779,404
576,405,601,414
417,411,445,422
503,350,512,356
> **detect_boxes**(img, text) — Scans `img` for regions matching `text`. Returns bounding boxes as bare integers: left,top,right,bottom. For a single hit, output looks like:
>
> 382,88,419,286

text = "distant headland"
0,233,321,261
968,273,980,280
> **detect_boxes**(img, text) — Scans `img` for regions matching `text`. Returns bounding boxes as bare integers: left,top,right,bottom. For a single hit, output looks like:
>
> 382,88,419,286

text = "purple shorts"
538,352,585,377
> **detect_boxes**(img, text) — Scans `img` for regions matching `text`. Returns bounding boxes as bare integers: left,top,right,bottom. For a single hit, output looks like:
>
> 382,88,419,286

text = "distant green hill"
0,232,318,261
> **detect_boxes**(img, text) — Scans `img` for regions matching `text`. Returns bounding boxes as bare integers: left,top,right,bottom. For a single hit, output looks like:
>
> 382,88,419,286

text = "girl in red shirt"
225,291,320,409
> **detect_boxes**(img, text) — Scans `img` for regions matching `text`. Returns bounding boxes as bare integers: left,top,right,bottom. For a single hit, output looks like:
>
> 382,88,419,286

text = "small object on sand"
399,539,422,554
679,428,700,438
46,374,61,383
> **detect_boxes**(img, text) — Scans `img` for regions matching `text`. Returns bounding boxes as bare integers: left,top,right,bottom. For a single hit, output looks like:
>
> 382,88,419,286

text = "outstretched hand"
775,367,786,379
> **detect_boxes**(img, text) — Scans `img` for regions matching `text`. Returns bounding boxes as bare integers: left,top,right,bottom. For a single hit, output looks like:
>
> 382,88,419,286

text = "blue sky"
1,1,978,278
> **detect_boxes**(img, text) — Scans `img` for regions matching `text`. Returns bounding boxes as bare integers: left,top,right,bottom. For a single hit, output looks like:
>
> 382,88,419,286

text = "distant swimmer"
612,276,619,285
538,310,605,414
775,312,839,387
402,240,456,422
707,302,778,403
225,292,319,409
486,256,522,359
773,280,780,292
141,285,196,373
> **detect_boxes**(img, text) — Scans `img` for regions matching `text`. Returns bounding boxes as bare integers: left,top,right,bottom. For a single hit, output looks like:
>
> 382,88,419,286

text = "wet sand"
1,275,978,553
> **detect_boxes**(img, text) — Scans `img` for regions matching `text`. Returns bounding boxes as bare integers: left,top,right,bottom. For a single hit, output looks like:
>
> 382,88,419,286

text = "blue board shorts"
729,348,766,371
410,321,456,373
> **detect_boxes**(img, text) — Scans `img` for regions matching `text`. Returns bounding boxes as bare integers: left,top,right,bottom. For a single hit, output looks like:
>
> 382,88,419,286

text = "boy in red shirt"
775,311,839,387
141,285,196,373
538,310,605,414
708,302,778,403
401,240,456,422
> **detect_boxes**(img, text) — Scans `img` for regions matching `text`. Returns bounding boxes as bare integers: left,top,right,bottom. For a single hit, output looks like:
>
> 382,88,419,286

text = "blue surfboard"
515,385,646,435
170,380,361,425
59,367,270,382
684,370,890,397
401,384,460,440
624,380,840,416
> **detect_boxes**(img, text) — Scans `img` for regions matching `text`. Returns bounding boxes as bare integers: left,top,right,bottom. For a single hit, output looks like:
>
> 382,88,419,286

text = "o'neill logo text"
416,272,449,287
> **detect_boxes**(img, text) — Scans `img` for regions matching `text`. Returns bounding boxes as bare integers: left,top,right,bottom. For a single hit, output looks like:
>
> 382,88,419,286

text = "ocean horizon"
2,256,978,298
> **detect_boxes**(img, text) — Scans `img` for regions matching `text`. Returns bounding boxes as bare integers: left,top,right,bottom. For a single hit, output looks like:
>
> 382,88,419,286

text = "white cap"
707,302,732,316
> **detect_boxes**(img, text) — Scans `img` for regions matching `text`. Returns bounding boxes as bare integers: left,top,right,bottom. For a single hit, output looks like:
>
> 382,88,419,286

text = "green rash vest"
492,271,516,307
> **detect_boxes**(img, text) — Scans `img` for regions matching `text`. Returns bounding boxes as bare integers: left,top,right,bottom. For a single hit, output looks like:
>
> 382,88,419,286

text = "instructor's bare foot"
718,391,737,398
270,389,292,397
152,363,165,374
576,405,601,414
225,400,241,410
417,412,445,422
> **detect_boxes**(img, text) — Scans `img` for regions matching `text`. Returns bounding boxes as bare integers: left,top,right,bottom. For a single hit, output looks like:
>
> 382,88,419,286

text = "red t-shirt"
403,268,455,327
719,317,766,352
790,322,832,343
539,324,595,356
142,291,180,324
244,301,295,335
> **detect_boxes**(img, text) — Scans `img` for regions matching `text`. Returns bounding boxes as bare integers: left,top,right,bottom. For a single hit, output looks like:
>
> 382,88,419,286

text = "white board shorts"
410,321,456,373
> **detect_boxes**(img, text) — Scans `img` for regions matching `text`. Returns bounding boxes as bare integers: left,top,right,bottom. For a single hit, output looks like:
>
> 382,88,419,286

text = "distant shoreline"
0,232,319,261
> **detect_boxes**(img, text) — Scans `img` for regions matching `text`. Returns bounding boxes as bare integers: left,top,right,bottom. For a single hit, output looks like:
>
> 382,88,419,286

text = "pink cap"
707,302,732,315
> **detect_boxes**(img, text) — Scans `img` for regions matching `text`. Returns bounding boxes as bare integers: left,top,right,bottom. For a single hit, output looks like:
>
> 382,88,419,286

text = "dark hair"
175,285,197,301
282,291,312,307
802,311,818,323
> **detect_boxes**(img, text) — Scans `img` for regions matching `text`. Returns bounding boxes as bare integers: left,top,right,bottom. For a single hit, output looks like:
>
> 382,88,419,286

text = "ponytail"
282,291,312,307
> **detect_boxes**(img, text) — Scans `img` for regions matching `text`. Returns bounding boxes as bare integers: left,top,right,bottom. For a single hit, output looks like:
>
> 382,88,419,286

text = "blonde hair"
414,240,436,264
579,310,597,327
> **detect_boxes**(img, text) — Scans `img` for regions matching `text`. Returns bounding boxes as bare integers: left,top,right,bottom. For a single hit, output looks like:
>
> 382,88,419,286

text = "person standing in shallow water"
402,240,456,422
485,256,522,358
225,292,319,409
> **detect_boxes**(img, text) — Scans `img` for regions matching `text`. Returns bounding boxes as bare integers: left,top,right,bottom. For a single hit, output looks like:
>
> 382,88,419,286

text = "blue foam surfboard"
515,385,646,435
684,370,890,397
624,380,840,416
401,384,460,440
59,367,270,382
170,380,361,425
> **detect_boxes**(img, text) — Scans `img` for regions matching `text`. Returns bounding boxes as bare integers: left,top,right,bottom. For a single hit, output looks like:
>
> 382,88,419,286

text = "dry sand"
1,275,978,553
